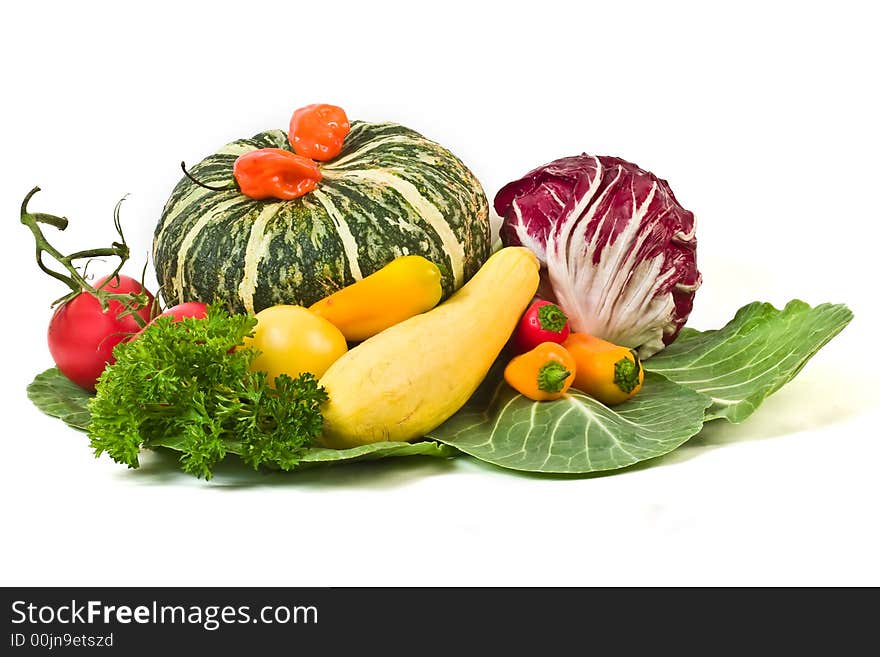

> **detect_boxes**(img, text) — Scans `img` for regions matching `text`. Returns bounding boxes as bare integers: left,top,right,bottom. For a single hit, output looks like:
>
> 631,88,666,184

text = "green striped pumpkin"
153,122,491,314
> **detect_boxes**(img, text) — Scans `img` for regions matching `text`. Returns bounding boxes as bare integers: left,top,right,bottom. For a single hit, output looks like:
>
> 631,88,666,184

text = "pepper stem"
537,303,568,333
180,161,237,192
613,352,642,393
20,187,151,327
537,361,571,393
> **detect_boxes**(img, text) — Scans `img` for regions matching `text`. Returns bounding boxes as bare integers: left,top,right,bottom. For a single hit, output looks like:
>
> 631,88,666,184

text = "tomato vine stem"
20,186,151,327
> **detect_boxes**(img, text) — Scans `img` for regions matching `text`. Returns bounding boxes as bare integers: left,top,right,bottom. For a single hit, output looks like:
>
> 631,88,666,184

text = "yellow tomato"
245,305,347,384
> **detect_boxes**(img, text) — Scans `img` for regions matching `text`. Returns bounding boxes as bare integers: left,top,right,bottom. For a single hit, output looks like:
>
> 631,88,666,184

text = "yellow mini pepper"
504,342,577,401
310,255,442,342
563,333,644,405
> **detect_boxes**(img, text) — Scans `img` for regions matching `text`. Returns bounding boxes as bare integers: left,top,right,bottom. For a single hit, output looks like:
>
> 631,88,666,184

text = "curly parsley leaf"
87,304,327,479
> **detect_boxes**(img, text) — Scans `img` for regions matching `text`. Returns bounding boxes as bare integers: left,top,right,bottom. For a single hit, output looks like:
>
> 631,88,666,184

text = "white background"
1,0,878,586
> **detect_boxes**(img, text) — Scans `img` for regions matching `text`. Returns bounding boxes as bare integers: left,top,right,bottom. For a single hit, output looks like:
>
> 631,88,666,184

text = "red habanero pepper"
232,148,322,200
289,104,350,161
512,300,571,354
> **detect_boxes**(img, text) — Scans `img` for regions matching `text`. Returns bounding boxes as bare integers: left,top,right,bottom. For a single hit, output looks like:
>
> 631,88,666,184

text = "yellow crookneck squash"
318,247,540,448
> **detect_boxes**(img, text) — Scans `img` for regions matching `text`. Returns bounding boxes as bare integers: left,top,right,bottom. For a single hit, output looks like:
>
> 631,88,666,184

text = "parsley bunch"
88,305,327,479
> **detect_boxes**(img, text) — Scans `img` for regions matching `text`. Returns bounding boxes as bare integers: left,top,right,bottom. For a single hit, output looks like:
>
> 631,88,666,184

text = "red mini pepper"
512,300,571,354
232,148,322,200
289,104,350,161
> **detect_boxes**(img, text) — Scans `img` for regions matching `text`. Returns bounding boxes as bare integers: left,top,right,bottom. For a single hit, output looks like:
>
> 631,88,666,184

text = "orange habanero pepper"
289,104,351,162
232,148,322,200
563,333,644,406
504,342,577,402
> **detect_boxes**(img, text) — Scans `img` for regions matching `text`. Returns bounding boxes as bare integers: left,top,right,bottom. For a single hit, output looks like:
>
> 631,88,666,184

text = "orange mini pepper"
563,333,644,406
289,104,351,162
504,342,577,401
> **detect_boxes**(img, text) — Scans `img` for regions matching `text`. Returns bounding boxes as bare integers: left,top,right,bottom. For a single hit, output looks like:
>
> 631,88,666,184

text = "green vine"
20,186,152,327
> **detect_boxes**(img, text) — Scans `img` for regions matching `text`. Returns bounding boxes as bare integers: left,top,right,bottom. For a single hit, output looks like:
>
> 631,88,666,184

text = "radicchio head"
496,154,701,357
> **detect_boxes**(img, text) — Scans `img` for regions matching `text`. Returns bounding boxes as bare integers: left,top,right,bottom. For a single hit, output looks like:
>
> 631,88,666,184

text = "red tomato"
130,301,209,340
47,275,154,390
155,301,208,322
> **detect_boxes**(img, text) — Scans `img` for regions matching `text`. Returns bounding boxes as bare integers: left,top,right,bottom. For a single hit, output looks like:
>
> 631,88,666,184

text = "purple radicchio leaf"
495,154,701,357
